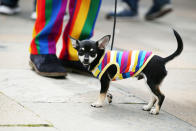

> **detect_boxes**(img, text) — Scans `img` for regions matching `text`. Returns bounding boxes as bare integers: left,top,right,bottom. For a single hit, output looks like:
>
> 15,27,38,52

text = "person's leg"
29,0,68,77
0,0,20,15
153,0,171,7
0,0,19,7
145,0,172,20
33,0,36,11
59,0,102,72
123,0,138,13
106,0,139,19
30,0,36,20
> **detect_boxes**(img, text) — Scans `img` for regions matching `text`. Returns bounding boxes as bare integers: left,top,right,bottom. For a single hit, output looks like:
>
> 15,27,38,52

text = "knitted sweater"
91,50,154,81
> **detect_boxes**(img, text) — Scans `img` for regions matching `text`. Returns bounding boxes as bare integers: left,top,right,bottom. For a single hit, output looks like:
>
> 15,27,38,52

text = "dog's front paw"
149,108,159,115
107,93,113,104
142,105,151,111
91,102,103,108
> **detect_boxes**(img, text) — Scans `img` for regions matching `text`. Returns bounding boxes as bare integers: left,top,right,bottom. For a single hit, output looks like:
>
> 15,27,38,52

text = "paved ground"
0,0,196,130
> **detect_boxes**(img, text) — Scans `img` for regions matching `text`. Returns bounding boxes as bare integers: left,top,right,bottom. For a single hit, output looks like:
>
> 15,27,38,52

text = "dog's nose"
84,58,89,63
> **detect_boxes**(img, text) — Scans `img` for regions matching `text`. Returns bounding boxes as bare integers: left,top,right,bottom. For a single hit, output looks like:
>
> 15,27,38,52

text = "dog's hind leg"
142,73,156,111
147,80,165,115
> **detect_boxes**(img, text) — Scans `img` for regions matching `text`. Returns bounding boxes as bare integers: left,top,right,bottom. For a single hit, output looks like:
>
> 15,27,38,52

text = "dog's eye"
90,49,94,52
78,51,84,56
89,49,95,56
90,53,96,57
90,52,96,57
78,49,84,56
89,49,95,53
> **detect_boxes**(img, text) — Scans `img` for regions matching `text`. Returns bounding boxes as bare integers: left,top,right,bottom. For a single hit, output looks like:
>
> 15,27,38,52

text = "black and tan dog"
70,29,183,115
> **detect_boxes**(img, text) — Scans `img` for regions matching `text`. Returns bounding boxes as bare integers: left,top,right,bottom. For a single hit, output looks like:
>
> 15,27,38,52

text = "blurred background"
0,0,196,127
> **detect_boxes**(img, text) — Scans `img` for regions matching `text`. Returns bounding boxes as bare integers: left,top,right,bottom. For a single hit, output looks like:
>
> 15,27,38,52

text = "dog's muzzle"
83,57,89,64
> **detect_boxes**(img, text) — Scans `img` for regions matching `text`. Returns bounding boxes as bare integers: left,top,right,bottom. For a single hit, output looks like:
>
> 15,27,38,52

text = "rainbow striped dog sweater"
91,50,154,81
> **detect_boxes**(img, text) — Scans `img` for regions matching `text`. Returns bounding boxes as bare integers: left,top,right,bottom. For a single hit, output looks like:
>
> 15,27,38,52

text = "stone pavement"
0,92,52,127
0,0,196,130
0,69,195,131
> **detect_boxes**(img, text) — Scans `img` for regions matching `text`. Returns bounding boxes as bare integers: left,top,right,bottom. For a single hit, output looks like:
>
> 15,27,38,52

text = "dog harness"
91,50,154,81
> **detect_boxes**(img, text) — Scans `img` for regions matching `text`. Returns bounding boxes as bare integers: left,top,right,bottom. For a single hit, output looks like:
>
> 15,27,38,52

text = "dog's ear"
97,35,111,49
69,35,80,49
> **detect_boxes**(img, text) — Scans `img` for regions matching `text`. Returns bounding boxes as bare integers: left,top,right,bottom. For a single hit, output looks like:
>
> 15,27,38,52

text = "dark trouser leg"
145,0,172,20
33,0,36,12
122,0,139,13
1,0,19,7
153,0,171,8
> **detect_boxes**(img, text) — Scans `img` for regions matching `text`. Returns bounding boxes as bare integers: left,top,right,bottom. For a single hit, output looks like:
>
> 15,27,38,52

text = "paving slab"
0,69,144,104
23,103,196,131
113,68,196,126
0,92,52,127
0,127,57,131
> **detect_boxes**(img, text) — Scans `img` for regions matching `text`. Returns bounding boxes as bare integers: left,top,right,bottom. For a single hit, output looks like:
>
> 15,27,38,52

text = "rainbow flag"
59,0,102,61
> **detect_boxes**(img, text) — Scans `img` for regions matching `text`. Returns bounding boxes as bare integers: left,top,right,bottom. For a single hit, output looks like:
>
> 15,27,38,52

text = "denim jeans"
122,0,138,13
122,0,171,12
1,0,36,10
33,0,36,11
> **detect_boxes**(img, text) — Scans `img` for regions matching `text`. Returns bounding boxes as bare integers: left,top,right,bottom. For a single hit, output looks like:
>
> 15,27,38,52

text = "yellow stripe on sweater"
132,54,154,77
112,51,117,63
132,50,139,72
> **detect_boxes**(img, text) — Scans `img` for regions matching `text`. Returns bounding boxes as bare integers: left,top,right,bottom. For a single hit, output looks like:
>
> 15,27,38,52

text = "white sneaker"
0,5,21,15
31,11,36,20
31,12,68,21
116,2,130,13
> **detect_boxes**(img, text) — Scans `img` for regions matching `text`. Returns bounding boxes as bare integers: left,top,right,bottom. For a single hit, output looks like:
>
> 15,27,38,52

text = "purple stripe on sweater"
120,51,129,73
130,72,134,77
102,53,108,70
143,51,151,63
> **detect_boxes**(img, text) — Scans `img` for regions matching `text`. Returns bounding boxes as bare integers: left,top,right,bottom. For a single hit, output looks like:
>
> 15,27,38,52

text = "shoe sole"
145,8,173,21
29,60,67,77
106,15,138,20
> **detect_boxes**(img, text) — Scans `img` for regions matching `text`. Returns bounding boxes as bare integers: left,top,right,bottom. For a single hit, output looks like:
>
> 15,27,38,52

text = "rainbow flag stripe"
30,0,67,54
92,50,154,81
59,0,102,61
30,0,102,62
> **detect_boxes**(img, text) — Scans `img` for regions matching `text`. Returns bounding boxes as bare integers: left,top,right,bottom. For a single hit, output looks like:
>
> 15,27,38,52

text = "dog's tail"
163,29,183,64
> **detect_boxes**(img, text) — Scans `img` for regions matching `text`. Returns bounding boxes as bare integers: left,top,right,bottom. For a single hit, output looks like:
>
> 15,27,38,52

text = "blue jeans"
123,0,138,13
33,0,36,11
1,0,36,10
122,0,171,12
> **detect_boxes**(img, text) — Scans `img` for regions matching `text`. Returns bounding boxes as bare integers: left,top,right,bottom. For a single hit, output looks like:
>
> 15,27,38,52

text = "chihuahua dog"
70,29,183,115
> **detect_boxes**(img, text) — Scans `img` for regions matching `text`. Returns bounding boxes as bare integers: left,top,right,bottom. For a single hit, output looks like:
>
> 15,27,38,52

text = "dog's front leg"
91,75,110,108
